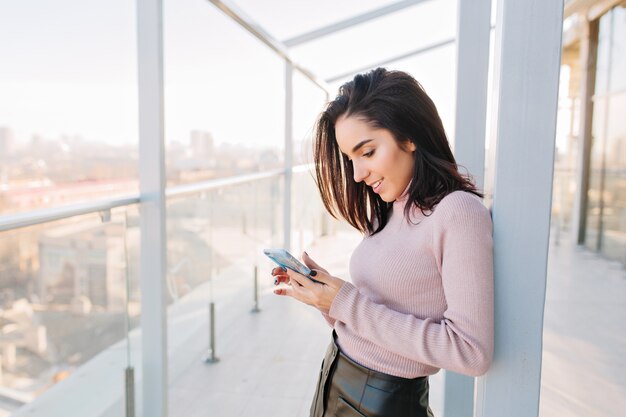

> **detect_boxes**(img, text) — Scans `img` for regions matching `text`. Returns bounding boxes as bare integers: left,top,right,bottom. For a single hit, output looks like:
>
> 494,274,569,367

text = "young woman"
271,67,494,417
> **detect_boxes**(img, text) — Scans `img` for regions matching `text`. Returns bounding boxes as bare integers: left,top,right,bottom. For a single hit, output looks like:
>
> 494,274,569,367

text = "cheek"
388,151,414,181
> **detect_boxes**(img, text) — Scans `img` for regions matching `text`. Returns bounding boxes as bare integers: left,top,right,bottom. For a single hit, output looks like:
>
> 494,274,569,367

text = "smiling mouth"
370,179,383,192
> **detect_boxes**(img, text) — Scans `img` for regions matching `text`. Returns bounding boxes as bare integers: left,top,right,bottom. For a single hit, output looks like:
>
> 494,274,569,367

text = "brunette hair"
313,67,483,235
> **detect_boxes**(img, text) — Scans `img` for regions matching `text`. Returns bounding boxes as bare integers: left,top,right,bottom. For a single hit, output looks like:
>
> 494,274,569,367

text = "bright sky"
0,0,458,151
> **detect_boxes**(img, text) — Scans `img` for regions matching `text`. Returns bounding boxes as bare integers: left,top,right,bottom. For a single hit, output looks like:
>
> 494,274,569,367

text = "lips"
369,179,383,193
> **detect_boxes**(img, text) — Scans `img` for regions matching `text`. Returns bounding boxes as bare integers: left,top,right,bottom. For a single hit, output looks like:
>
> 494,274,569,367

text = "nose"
352,160,369,183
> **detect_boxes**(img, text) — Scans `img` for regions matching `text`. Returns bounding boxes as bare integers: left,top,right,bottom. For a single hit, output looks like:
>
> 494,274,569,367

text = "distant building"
190,130,214,159
0,127,14,160
38,221,127,311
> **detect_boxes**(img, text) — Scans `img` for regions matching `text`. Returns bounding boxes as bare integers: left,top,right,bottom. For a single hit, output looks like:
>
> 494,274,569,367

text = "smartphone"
263,248,321,283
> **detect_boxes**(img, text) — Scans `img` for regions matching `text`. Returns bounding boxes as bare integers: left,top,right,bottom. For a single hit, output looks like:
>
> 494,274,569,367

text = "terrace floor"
168,227,626,417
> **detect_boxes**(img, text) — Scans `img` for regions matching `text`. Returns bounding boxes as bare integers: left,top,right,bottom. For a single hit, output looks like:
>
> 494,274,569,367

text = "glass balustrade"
0,204,140,416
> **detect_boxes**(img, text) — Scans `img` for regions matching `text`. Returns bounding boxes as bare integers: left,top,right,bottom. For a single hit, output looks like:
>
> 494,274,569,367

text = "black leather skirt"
310,333,434,417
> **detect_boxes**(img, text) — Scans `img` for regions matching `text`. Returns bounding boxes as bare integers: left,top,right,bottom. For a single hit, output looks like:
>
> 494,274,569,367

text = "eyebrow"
351,139,374,154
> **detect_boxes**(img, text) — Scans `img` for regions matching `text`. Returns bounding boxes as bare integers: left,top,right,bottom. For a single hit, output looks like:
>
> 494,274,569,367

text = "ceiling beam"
283,0,432,47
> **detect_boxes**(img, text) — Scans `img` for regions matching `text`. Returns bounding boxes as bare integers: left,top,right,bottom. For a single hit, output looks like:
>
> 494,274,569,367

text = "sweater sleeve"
327,193,494,376
320,312,336,328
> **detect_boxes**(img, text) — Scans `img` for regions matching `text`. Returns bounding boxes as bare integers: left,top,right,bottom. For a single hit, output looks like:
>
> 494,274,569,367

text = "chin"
380,193,395,203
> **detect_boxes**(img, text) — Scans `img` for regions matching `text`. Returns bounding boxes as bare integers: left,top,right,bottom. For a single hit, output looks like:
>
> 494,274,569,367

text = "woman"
271,67,493,417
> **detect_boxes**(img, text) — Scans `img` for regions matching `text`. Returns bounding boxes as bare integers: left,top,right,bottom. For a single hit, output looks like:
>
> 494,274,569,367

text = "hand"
271,252,345,314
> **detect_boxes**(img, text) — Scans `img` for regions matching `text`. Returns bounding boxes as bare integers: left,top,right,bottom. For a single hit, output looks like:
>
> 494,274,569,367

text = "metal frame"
207,0,330,92
283,0,431,47
0,168,302,232
0,195,140,232
0,167,324,257
475,1,563,416
284,61,294,251
325,37,455,84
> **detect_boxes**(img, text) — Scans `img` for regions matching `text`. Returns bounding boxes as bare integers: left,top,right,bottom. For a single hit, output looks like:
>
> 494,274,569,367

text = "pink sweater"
326,190,494,378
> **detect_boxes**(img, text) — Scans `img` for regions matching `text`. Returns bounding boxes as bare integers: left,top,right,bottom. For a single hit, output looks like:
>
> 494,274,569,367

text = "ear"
406,140,417,152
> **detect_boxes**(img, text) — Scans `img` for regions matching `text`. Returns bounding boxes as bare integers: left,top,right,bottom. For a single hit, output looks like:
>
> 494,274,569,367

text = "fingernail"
304,251,308,256
310,270,317,277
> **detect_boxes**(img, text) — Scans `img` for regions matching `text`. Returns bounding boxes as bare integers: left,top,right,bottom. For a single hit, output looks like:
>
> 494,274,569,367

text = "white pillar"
452,0,492,191
475,1,563,417
284,61,294,251
137,0,168,416
444,1,492,416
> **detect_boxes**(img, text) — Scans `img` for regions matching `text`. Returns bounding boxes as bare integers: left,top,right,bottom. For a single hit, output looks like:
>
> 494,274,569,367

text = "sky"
0,0,458,151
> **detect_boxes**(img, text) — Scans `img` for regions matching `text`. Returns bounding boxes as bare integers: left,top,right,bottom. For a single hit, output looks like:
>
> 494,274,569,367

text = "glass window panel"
599,92,626,262
0,1,139,216
609,6,626,92
164,0,286,186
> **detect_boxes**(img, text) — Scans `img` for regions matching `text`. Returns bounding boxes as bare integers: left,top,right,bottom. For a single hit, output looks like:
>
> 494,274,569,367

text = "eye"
363,150,375,158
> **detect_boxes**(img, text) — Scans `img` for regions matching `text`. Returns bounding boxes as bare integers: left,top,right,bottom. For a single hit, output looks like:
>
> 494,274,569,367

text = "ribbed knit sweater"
325,190,494,378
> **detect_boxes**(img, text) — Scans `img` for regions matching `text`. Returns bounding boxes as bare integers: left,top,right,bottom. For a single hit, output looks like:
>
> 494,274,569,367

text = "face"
335,115,416,202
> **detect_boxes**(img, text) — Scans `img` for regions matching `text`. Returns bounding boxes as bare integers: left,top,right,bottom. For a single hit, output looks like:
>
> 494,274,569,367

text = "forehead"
334,115,377,150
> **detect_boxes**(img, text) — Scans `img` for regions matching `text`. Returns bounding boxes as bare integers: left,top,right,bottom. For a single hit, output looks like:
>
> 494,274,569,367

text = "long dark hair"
313,67,483,235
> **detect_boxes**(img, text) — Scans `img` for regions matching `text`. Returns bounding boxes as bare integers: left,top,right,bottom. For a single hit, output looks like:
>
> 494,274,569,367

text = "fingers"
273,287,289,296
271,266,287,276
289,270,313,289
302,251,328,274
273,274,290,285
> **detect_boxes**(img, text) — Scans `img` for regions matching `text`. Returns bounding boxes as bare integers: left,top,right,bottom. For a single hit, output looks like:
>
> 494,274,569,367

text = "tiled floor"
169,228,626,417
540,236,626,417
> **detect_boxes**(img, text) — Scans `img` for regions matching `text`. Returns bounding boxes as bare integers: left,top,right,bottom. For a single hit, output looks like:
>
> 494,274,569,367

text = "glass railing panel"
0,1,139,216
290,170,328,257
163,0,286,187
0,204,141,416
166,175,287,416
292,71,328,166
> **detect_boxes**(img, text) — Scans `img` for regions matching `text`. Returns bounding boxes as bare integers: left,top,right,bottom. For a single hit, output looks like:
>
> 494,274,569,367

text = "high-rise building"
0,126,14,160
189,130,214,159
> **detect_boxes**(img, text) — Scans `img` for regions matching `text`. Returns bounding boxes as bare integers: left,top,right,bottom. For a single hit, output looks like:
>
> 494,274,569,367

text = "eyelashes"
345,149,375,161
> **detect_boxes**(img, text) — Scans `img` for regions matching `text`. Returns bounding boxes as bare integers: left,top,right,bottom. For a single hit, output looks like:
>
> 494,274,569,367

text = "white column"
475,1,563,417
443,1,492,416
137,0,168,416
452,0,491,191
284,61,293,251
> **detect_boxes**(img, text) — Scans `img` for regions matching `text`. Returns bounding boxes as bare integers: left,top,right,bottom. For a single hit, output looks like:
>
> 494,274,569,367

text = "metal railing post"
203,302,219,364
251,266,261,313
125,367,135,417
284,60,294,252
